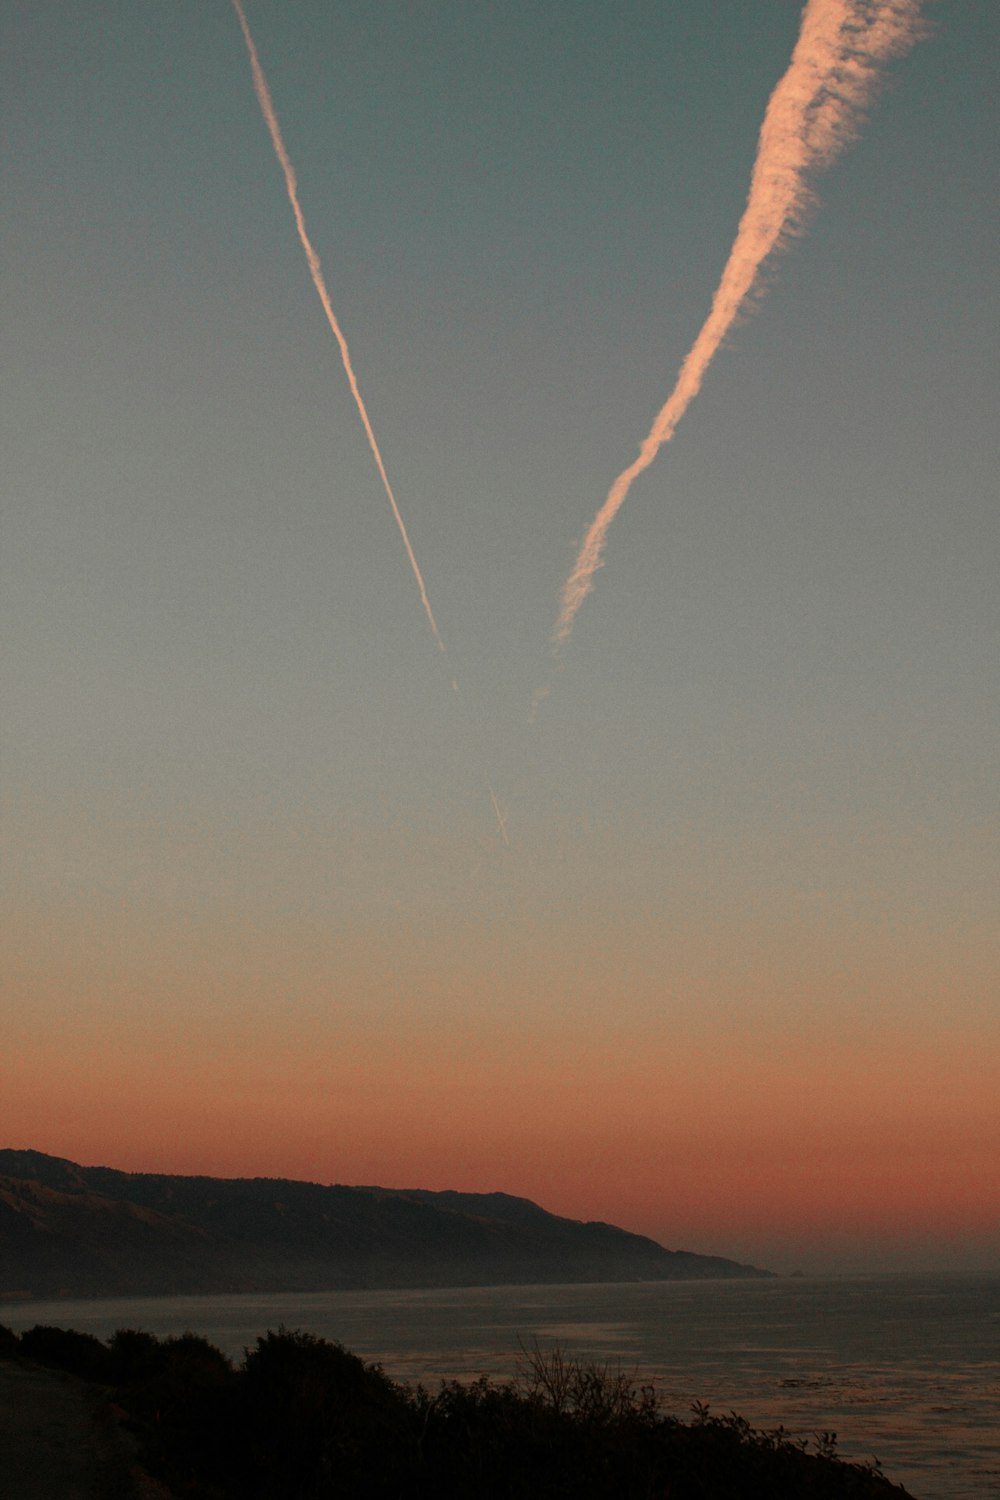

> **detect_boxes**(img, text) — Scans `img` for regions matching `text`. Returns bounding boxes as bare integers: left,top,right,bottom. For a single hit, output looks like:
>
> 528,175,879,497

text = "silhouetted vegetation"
18,1322,113,1381
4,1322,915,1498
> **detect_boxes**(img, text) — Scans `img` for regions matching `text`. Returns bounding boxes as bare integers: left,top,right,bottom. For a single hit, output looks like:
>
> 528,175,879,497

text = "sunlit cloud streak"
230,0,445,654
553,0,924,652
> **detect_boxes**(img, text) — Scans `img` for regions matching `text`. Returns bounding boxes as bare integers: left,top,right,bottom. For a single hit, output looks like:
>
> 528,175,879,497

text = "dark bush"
5,1324,913,1499
19,1323,112,1382
110,1330,236,1495
649,1405,906,1499
114,1329,233,1414
107,1327,164,1384
0,1323,20,1359
232,1327,414,1500
414,1358,666,1500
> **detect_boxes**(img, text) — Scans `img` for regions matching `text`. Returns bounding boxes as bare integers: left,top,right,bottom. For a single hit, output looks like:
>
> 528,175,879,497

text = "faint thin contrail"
487,780,510,846
553,0,924,652
231,2,510,844
231,0,445,654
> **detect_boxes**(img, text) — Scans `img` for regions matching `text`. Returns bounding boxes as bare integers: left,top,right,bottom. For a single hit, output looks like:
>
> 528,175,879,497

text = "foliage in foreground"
1,1321,914,1499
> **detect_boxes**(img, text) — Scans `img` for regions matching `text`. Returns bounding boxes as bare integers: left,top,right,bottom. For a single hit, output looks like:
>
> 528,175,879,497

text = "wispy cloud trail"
553,0,924,652
231,2,509,843
230,0,445,654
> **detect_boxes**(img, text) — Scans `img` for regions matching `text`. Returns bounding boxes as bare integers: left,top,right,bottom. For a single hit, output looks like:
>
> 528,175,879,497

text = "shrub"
232,1327,415,1499
107,1327,163,1385
5,1324,914,1499
109,1330,236,1495
19,1324,112,1382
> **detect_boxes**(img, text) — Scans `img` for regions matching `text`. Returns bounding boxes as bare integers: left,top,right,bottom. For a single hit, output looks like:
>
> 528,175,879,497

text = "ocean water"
3,1274,997,1499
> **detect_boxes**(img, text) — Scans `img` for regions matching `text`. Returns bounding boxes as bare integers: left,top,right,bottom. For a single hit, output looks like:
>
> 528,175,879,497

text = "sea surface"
3,1274,997,1499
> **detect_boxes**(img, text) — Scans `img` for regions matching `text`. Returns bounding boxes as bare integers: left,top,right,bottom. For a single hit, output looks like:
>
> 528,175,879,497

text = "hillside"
0,1149,769,1299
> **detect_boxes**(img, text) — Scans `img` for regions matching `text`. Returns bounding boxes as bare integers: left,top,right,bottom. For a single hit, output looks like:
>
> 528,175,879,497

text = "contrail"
231,2,510,844
487,780,510,847
553,0,924,651
230,0,445,654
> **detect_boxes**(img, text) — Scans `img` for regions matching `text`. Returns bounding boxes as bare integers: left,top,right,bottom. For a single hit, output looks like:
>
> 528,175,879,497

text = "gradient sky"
3,1,997,1275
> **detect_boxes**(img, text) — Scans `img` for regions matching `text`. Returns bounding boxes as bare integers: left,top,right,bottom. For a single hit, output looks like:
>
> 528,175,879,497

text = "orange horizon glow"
7,1002,995,1271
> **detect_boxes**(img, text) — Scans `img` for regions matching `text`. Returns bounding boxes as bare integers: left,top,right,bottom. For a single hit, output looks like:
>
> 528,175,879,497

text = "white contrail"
553,0,924,652
231,2,511,844
230,0,445,654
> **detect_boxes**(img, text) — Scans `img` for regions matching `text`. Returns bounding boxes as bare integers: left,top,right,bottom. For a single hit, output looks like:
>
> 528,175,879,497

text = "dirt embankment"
0,1359,167,1499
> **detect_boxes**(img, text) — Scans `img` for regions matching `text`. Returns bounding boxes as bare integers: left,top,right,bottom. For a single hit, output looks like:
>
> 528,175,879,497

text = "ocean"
3,1274,997,1499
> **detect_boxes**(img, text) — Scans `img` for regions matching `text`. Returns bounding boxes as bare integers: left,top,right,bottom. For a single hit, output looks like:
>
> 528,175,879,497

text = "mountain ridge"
0,1149,771,1299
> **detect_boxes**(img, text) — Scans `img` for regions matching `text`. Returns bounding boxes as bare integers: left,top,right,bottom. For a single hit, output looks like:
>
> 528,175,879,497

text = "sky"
3,0,997,1276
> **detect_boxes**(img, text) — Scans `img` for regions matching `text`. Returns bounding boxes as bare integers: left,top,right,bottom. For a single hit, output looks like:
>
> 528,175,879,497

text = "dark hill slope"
0,1149,769,1299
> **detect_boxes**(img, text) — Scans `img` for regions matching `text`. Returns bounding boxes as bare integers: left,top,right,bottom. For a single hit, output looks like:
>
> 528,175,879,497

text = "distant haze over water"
5,1273,997,1499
